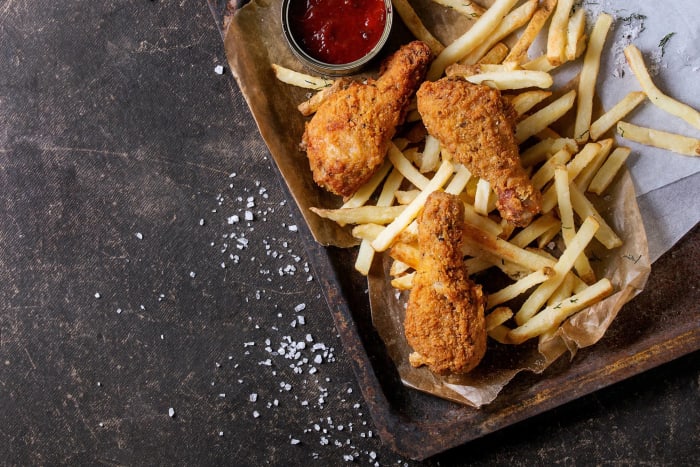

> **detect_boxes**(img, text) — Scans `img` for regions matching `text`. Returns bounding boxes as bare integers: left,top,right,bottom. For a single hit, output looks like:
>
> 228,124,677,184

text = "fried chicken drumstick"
404,191,487,375
417,78,541,226
301,41,432,198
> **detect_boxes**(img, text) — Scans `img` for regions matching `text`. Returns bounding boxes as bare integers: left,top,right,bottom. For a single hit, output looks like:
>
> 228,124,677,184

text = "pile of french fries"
273,0,700,348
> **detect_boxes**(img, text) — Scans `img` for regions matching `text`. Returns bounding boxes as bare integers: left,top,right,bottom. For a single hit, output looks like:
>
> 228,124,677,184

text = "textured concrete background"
0,0,697,465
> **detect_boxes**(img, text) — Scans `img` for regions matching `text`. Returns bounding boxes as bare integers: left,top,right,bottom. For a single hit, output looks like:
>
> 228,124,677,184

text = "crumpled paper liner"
369,169,650,407
224,0,651,407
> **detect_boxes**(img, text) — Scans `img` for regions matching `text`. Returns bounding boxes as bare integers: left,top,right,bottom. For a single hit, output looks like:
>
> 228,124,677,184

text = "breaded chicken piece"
404,191,486,375
417,78,541,226
301,41,432,198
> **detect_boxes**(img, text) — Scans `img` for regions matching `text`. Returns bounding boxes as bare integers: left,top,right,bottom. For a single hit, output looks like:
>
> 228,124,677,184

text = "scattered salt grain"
168,407,175,418
135,232,143,240
252,410,260,418
249,393,258,402
94,293,101,299
214,65,224,74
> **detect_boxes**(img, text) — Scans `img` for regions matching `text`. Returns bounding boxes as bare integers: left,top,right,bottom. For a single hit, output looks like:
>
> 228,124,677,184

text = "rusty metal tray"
207,1,700,459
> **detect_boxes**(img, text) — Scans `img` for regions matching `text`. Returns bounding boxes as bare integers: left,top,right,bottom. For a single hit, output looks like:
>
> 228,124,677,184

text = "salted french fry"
431,0,485,19
464,70,553,90
624,44,700,131
510,90,553,116
390,242,420,270
485,307,514,331
387,142,431,189
541,142,602,213
573,13,613,144
530,148,573,190
474,179,496,215
487,268,553,309
462,222,556,273
297,78,350,115
546,0,574,66
588,147,632,195
392,0,445,55
574,138,613,190
537,223,561,250
565,7,586,61
546,271,575,307
589,91,646,141
554,166,596,284
478,43,510,65
569,183,623,249
353,168,405,275
311,205,405,227
504,0,557,64
271,63,333,90
516,90,577,143
508,278,613,344
514,216,599,325
342,160,392,208
520,138,579,167
522,55,556,72
428,0,521,80
617,121,700,157
372,161,455,252
444,164,472,195
391,272,414,290
510,213,561,248
459,0,538,65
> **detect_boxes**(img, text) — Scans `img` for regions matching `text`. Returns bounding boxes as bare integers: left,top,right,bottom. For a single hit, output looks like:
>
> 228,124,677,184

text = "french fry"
372,160,455,252
352,223,384,242
297,78,350,115
459,0,538,65
387,142,431,189
392,0,445,55
427,0,521,80
541,142,602,213
546,271,575,307
514,216,599,325
271,63,333,90
574,13,613,144
342,160,392,208
464,70,553,90
390,242,420,270
485,307,514,331
390,259,411,276
510,213,561,248
474,179,496,215
546,0,574,66
478,43,510,65
589,91,646,141
504,0,557,64
395,190,420,205
520,138,579,167
530,147,573,190
574,138,613,190
391,272,414,290
565,7,586,62
354,167,405,275
420,135,441,173
617,121,700,157
444,164,472,195
588,147,632,195
516,90,577,143
430,0,485,19
488,324,515,344
510,90,553,116
624,44,700,131
522,55,556,72
569,183,623,249
508,278,613,344
487,267,553,309
311,205,406,227
554,166,596,284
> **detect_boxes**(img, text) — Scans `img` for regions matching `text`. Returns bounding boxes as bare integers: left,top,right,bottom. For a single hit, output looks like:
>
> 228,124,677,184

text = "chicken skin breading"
404,191,487,376
301,41,432,198
416,78,541,226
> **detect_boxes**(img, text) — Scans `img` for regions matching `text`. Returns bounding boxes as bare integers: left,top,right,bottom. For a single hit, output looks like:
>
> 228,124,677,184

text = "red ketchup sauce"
289,0,387,65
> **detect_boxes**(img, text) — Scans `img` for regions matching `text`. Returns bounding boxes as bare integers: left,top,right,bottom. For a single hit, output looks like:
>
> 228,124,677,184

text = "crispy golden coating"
301,41,432,198
404,191,486,375
417,78,542,226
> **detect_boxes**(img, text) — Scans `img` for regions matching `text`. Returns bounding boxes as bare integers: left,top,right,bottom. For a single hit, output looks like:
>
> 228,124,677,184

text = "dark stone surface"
0,1,697,465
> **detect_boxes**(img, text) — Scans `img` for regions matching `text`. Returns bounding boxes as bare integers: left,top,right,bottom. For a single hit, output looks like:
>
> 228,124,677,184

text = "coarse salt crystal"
214,65,224,74
168,407,175,418
135,232,143,240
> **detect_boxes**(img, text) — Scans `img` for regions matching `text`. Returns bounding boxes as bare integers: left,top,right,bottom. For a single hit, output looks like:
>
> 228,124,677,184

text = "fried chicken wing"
404,191,486,375
301,41,432,198
416,78,541,226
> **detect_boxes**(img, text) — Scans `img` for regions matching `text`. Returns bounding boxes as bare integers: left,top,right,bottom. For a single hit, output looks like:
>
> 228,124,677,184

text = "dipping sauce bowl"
281,0,394,76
